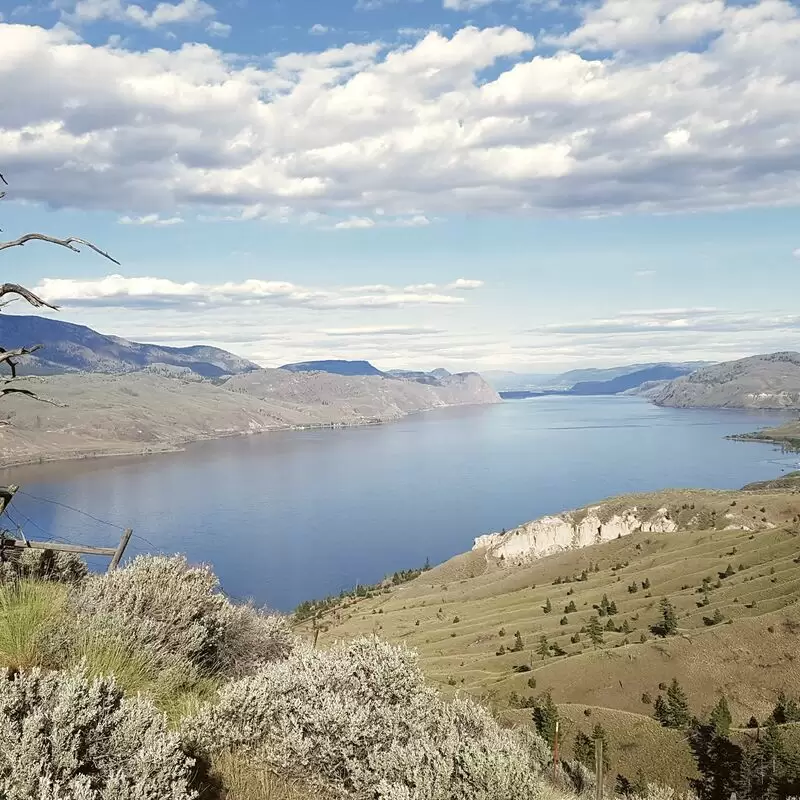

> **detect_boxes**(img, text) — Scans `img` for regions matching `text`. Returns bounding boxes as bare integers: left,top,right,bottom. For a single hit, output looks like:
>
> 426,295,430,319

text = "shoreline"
0,409,469,472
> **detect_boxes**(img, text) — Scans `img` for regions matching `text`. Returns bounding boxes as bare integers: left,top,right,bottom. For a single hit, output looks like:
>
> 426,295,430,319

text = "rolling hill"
0,314,259,378
652,352,800,410
308,480,800,790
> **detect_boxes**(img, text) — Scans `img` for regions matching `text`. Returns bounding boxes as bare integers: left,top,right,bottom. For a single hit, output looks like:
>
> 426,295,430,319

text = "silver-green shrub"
74,555,295,674
184,636,550,800
0,548,87,584
0,666,195,800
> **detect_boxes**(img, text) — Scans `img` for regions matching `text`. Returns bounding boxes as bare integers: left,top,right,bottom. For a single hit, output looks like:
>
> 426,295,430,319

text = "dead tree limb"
0,345,43,379
0,234,120,265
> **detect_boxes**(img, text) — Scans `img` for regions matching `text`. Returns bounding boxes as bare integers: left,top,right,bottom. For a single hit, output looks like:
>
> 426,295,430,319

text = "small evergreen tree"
574,730,594,770
587,616,604,648
543,598,552,614
622,618,632,634
642,577,651,590
532,692,559,748
513,630,525,652
628,581,639,594
666,678,691,728
709,695,732,737
608,600,618,615
564,600,578,614
592,723,611,771
560,616,569,626
655,597,679,636
537,634,550,660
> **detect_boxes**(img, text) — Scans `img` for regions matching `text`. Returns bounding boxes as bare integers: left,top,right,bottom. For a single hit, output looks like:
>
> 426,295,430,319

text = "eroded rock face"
473,506,678,565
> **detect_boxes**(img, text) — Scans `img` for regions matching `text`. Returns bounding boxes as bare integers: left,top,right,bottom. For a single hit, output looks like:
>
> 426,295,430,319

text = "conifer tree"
537,634,550,660
587,616,604,648
532,692,559,748
710,696,732,737
658,597,679,636
666,678,691,727
592,723,611,771
543,598,552,614
513,630,524,652
574,730,594,770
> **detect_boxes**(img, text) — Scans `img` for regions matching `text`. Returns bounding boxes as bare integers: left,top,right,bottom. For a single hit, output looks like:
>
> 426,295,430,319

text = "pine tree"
628,581,639,594
642,577,651,589
605,617,617,632
658,597,679,636
560,616,569,626
622,618,632,634
574,730,594,770
710,695,732,737
537,634,550,660
532,692,559,748
592,723,611,771
543,598,552,614
666,678,691,727
564,600,578,614
653,694,670,726
513,630,525,652
608,600,618,615
587,616,604,648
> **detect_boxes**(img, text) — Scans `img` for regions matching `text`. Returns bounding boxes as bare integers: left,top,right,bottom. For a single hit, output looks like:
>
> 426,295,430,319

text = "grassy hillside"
311,485,800,788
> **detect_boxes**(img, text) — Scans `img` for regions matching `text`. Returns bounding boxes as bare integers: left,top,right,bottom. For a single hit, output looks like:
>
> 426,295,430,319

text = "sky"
1,0,799,372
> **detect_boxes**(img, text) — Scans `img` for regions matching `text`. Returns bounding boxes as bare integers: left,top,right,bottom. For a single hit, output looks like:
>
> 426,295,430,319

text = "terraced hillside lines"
316,496,800,727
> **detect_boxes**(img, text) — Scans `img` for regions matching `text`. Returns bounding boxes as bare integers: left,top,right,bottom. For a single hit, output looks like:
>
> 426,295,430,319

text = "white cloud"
32,274,484,311
309,23,329,35
206,19,230,36
3,2,800,220
793,248,800,258
633,269,656,277
66,0,216,29
118,213,184,225
446,278,484,290
443,0,498,10
332,214,432,229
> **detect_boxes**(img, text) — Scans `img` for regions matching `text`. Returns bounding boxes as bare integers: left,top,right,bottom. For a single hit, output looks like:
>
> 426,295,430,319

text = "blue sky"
1,0,799,371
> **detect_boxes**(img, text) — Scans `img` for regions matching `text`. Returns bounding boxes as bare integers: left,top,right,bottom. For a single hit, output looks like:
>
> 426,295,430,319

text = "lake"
2,396,797,611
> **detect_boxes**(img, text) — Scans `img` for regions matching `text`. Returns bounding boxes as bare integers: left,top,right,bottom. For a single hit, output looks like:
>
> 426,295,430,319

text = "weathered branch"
0,387,65,406
0,284,59,311
0,345,43,379
0,234,120,265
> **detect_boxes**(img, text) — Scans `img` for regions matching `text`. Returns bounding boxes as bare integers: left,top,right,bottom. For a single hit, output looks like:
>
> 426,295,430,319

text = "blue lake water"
2,396,797,611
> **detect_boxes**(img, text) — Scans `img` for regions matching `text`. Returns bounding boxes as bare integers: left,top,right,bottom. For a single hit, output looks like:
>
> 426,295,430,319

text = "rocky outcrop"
474,506,678,565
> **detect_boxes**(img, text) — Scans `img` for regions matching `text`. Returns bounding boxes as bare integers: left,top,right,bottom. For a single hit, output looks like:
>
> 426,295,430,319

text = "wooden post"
595,735,604,800
108,529,133,571
553,719,560,782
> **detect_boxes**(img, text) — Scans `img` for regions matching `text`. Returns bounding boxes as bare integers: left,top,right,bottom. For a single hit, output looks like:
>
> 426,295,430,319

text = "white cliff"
474,505,678,565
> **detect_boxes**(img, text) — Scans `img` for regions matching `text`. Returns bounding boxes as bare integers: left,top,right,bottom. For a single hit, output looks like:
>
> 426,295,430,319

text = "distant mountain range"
280,360,456,384
497,363,708,399
485,362,712,393
0,314,259,378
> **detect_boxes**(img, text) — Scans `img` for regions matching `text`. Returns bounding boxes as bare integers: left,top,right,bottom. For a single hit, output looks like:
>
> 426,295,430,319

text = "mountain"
652,351,800,409
569,364,696,395
0,368,500,467
0,314,259,378
279,359,385,377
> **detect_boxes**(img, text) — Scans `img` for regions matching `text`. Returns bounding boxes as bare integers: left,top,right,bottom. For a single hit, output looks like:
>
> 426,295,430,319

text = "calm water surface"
3,397,797,610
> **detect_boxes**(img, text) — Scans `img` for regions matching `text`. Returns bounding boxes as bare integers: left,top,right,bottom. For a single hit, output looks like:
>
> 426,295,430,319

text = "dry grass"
309,486,800,789
0,579,68,670
209,752,329,800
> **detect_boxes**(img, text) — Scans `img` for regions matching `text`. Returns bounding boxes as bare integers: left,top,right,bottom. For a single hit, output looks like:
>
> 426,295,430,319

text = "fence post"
108,529,133,571
553,719,560,782
595,736,604,800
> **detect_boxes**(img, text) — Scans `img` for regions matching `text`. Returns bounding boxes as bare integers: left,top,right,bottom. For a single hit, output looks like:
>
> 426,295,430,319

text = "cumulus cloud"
332,214,432,229
206,19,230,36
118,213,183,225
32,274,484,311
309,23,329,35
66,0,217,29
446,278,484,290
443,0,498,9
3,1,800,221
793,248,800,258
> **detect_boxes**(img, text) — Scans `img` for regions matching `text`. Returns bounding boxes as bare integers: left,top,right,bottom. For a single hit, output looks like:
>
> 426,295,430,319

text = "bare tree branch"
0,387,65,406
0,345,43,379
0,233,120,265
0,284,59,311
